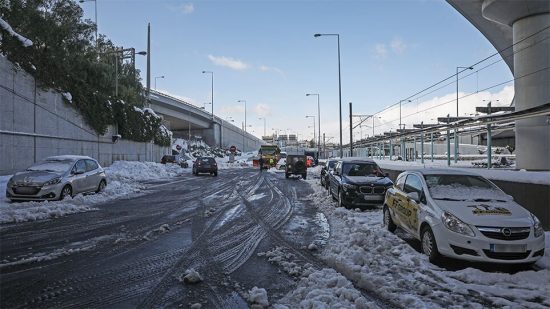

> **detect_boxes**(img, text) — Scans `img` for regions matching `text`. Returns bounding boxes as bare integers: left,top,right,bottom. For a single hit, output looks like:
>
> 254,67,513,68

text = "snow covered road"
1,168,378,308
1,166,548,308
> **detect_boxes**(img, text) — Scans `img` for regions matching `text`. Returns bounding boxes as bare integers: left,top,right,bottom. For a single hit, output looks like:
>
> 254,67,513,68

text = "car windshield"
199,158,214,163
343,163,382,177
424,174,509,201
27,160,73,173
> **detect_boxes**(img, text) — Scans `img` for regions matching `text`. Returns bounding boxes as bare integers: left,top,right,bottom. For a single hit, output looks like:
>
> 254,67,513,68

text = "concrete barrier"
0,56,169,175
382,167,550,230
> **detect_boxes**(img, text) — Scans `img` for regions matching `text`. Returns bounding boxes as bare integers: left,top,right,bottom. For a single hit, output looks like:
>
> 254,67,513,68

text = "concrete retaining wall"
220,120,263,152
0,56,169,175
382,168,550,230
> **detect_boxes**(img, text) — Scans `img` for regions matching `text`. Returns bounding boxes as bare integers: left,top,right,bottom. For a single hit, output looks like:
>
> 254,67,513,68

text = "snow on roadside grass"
301,170,550,308
0,161,187,224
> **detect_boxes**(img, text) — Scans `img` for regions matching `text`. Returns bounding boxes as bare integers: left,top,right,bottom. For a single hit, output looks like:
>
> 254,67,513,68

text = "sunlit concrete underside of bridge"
148,90,263,152
447,0,550,170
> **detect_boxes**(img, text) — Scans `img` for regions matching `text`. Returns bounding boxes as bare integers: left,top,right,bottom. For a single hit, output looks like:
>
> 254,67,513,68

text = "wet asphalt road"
0,169,337,308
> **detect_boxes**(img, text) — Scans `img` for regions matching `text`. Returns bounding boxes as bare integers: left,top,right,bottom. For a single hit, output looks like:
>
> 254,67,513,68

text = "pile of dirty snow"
297,169,550,308
0,161,186,224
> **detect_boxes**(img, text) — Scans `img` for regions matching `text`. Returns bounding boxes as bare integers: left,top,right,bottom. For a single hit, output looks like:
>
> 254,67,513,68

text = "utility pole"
349,102,353,156
146,23,151,105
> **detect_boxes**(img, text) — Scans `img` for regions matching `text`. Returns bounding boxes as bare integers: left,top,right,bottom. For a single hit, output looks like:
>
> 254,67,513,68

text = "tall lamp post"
79,0,98,52
202,71,214,120
258,117,266,136
314,33,342,158
306,93,321,159
305,115,316,149
237,100,247,132
455,66,473,163
399,99,411,130
154,75,164,90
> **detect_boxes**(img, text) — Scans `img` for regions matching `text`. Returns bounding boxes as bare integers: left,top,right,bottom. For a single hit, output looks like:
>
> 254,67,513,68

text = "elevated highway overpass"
148,90,263,152
447,0,549,170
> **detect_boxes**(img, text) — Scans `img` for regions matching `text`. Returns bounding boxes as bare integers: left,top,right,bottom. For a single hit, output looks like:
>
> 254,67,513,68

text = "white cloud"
254,103,271,117
374,37,407,60
390,37,406,54
259,65,285,78
304,85,514,143
168,3,195,14
208,55,249,71
182,3,194,14
374,43,388,59
220,105,245,114
372,85,515,136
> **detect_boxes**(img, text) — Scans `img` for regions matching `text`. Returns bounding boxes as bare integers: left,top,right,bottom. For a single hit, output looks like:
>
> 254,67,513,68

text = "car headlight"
531,213,544,238
342,183,358,192
441,212,475,237
43,177,62,186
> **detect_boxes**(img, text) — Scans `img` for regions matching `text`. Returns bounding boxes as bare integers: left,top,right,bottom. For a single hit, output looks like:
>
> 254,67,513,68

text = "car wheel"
214,171,218,177
383,206,397,233
95,180,107,193
285,173,289,179
302,173,307,180
421,226,441,263
338,190,346,208
60,185,72,200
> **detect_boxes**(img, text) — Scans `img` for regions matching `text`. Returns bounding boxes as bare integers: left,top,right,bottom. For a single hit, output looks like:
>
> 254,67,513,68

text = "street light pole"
349,102,353,156
314,33,342,158
305,115,316,149
258,117,266,136
202,71,214,120
399,99,411,130
238,100,247,132
306,93,321,160
455,66,473,163
79,0,98,52
154,75,164,90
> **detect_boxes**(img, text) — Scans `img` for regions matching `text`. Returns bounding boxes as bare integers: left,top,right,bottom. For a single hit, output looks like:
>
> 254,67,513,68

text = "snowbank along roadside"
0,161,188,224
279,167,550,308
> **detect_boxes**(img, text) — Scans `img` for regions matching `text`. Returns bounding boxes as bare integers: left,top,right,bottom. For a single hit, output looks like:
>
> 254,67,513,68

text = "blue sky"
81,0,513,142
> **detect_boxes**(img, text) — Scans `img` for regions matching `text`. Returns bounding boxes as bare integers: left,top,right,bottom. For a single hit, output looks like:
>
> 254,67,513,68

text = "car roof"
406,168,483,176
45,155,94,162
338,157,376,163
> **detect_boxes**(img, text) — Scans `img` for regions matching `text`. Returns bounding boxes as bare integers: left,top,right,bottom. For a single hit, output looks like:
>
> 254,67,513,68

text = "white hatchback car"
383,169,545,264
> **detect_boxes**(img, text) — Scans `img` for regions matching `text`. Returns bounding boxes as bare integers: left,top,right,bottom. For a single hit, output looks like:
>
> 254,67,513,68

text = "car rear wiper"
433,197,466,201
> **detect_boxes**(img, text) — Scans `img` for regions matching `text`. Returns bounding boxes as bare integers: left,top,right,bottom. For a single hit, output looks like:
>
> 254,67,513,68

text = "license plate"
489,244,527,253
364,195,383,201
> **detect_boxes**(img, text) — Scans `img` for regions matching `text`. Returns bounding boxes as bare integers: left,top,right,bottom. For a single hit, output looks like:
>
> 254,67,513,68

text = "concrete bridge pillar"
482,0,550,170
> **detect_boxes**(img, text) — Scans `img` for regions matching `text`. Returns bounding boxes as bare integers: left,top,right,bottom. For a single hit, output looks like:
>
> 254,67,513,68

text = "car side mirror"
407,191,420,203
384,172,389,177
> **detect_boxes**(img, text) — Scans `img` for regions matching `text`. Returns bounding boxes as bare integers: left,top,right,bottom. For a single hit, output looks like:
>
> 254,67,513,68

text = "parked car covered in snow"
320,159,338,189
6,155,107,201
383,169,545,264
328,158,392,208
161,155,188,168
192,157,218,176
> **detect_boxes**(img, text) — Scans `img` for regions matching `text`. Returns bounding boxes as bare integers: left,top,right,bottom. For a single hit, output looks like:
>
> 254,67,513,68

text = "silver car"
6,155,107,201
